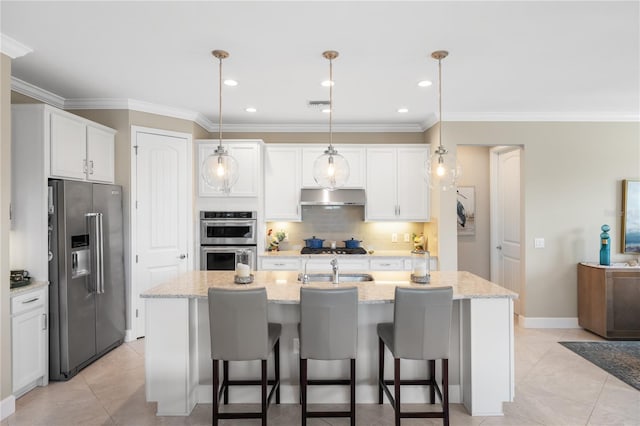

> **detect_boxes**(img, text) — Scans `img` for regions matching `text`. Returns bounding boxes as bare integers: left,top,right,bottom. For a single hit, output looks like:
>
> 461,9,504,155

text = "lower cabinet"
11,286,48,396
259,257,301,271
578,263,640,339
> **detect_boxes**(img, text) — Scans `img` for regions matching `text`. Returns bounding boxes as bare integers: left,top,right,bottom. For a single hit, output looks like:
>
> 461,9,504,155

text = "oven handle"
201,220,257,227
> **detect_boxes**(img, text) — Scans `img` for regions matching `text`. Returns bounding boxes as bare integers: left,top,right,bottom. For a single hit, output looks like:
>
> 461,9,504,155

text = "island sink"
297,272,374,282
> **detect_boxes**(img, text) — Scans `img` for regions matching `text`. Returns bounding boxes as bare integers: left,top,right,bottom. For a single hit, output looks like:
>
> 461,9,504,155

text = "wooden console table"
577,262,640,339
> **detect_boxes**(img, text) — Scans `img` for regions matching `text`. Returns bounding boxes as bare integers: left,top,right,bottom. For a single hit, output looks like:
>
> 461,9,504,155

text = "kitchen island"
142,270,517,417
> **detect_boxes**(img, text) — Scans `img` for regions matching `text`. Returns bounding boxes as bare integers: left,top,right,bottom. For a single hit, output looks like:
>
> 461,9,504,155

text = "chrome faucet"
330,256,340,284
302,256,310,284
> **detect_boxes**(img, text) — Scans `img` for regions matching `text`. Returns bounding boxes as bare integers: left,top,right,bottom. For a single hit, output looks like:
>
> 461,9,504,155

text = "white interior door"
491,147,522,314
133,128,191,338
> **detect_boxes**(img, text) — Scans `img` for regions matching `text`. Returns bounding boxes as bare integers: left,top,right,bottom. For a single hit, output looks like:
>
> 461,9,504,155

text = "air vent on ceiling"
307,100,331,109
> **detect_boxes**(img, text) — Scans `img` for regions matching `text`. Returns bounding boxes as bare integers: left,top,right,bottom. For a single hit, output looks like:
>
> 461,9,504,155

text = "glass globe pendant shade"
312,147,350,191
201,146,240,194
426,152,461,192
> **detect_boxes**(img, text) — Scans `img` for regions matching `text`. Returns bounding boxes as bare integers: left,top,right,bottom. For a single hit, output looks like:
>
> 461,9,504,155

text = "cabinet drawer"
370,258,404,270
260,258,300,270
306,258,369,272
12,287,46,315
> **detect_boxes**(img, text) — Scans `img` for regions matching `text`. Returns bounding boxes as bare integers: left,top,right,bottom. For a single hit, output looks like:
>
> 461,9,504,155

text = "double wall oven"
200,211,257,271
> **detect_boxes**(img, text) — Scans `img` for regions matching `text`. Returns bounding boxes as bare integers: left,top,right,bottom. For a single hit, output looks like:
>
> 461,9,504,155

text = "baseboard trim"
518,316,580,329
0,394,16,421
124,329,135,342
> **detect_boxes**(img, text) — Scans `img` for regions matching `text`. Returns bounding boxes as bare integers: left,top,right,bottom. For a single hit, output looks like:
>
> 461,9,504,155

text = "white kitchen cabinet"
264,146,301,221
86,125,116,183
197,140,262,197
11,286,48,397
301,145,365,188
49,109,116,183
365,146,430,221
370,258,405,270
259,257,301,270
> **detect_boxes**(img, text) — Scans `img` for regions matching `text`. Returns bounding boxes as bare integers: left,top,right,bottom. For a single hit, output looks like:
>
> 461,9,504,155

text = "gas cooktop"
300,247,367,255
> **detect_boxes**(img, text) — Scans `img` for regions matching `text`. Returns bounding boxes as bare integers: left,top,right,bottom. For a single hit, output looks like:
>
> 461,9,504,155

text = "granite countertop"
10,280,49,296
141,270,517,303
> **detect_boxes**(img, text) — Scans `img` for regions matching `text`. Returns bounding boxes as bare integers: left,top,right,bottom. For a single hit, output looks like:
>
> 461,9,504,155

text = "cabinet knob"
177,254,187,259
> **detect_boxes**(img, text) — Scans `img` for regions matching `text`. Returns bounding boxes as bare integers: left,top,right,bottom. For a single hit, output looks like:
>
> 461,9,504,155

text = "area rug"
559,341,640,391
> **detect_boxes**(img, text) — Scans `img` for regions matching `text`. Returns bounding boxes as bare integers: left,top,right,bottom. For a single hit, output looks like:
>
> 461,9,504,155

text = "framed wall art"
457,186,476,236
621,179,640,253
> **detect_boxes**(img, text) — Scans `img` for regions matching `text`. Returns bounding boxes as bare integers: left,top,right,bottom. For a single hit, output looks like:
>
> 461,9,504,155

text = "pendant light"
428,50,460,191
312,50,350,191
201,50,239,194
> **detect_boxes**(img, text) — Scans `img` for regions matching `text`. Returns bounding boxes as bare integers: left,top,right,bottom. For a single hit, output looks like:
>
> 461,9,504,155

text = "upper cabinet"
301,145,365,188
49,109,115,183
197,140,262,197
366,145,430,221
264,145,301,221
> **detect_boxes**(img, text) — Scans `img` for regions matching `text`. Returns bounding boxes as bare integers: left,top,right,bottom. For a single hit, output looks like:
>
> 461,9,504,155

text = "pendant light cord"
329,56,333,149
437,56,442,150
218,56,223,147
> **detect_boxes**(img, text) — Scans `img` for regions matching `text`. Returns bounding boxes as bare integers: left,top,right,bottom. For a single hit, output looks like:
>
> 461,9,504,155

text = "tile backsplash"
267,206,432,252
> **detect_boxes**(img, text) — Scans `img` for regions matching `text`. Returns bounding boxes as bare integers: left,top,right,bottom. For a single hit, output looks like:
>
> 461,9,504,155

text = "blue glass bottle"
599,224,611,266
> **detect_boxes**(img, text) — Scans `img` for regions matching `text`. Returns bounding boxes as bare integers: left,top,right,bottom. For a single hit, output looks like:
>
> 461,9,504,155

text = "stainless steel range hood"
300,188,366,206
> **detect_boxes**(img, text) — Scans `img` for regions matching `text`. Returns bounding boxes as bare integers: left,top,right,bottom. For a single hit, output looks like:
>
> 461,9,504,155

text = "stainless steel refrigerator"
48,179,125,380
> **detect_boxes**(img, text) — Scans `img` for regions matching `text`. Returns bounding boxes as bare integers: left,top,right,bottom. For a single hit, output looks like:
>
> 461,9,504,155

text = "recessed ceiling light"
418,80,432,87
223,79,238,86
245,107,257,113
321,80,334,87
322,108,332,113
397,108,409,113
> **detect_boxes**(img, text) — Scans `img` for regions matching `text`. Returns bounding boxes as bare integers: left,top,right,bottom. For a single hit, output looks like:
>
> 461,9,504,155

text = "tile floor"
2,324,639,425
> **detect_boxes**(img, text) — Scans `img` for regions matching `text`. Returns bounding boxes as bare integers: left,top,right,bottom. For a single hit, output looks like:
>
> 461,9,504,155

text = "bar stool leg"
212,359,219,426
300,358,307,426
261,359,267,426
350,358,356,426
378,338,384,404
223,360,229,404
394,358,401,426
443,359,449,426
429,359,436,404
275,340,281,404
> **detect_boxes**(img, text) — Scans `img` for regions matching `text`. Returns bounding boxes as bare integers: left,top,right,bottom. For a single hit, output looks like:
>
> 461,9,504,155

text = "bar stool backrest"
392,286,453,360
208,288,269,361
300,287,358,360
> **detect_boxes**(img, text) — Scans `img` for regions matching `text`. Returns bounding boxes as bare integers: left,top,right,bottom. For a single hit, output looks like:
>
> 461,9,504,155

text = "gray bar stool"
208,288,281,426
299,287,358,426
377,286,453,426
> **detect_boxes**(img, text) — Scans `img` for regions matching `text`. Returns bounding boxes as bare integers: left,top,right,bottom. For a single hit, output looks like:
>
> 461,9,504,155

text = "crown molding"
445,111,640,122
0,34,33,59
213,123,425,133
420,113,439,131
11,77,65,108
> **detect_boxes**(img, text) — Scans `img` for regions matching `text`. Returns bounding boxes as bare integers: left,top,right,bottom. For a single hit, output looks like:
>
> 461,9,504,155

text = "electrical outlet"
391,233,398,243
293,338,299,354
404,233,410,242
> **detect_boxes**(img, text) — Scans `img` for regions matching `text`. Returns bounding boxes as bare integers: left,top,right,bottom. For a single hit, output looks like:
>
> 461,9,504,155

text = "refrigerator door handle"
96,213,105,294
86,212,105,294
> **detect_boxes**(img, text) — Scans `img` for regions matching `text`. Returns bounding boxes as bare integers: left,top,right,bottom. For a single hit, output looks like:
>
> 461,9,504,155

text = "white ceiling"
2,1,639,131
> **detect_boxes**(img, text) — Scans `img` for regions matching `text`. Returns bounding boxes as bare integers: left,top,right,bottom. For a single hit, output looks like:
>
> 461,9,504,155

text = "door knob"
496,245,502,250
178,254,187,259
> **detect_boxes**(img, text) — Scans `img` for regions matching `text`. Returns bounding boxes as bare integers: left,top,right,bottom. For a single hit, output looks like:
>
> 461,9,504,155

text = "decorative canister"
599,224,611,266
411,249,430,284
234,249,254,284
